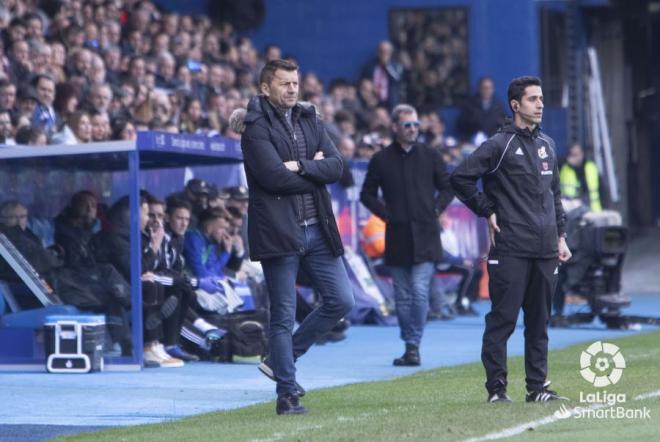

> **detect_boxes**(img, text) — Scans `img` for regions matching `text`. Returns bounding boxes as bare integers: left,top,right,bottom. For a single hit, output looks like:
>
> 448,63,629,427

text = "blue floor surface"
0,294,658,439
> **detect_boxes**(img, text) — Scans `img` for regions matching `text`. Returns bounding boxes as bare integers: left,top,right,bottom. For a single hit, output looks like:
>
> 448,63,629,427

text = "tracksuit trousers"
482,256,558,393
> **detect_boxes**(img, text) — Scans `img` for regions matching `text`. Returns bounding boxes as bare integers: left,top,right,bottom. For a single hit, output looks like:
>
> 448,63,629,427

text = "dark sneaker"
487,379,511,403
258,359,306,397
526,381,568,402
393,343,420,366
488,391,512,403
276,393,308,415
166,345,200,362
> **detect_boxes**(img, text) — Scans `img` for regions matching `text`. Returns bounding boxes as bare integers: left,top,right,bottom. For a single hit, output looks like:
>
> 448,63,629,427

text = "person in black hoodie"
451,76,572,403
360,103,453,367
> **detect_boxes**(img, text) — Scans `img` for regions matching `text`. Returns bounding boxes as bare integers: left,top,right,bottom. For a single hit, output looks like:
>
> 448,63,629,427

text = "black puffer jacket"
450,122,566,258
241,96,344,261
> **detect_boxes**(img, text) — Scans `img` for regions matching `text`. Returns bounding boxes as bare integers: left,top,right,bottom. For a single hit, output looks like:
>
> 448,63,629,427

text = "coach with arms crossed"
451,76,572,403
241,59,354,415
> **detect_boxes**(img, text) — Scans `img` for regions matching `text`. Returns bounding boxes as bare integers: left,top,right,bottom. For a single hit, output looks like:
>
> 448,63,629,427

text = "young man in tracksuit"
451,76,572,403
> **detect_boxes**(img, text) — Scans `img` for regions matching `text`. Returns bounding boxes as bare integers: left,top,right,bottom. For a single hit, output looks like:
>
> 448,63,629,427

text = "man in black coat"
241,59,354,415
360,104,453,366
451,76,572,403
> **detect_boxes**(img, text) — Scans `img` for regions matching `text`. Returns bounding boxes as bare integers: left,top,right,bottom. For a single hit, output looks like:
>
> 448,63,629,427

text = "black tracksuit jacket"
450,122,566,259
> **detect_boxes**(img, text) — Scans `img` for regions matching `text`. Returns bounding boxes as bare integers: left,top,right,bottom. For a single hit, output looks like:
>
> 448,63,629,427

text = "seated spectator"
89,110,110,142
91,194,184,368
163,198,228,358
168,179,211,229
179,97,207,134
436,213,481,316
0,108,16,145
14,125,46,145
184,207,251,314
0,198,133,354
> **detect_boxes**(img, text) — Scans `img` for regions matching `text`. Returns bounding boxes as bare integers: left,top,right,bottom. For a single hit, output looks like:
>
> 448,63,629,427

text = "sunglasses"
400,121,421,129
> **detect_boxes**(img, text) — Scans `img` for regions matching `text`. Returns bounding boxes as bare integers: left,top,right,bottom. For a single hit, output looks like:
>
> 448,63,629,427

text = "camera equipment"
551,208,660,329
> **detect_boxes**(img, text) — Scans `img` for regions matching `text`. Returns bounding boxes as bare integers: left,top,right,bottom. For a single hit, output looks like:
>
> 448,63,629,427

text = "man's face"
514,85,544,126
78,196,98,228
479,79,494,101
207,217,228,243
0,85,16,109
0,112,13,138
36,78,55,107
167,208,190,236
377,42,393,64
262,69,298,109
12,41,29,64
1,205,28,230
91,86,111,111
148,203,165,231
226,198,248,215
567,144,585,167
393,111,420,146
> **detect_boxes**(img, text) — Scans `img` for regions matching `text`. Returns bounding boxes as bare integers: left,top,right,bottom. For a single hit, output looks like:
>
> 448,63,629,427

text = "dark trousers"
482,256,557,393
261,223,354,396
162,280,194,346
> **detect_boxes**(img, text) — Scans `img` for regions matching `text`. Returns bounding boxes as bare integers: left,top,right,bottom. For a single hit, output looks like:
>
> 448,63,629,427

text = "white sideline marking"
464,389,660,442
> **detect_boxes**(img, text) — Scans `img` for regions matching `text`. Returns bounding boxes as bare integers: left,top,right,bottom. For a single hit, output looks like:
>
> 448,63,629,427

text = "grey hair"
391,104,417,123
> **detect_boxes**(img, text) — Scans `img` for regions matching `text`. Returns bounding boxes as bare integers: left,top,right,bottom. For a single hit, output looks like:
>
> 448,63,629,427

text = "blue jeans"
389,262,435,346
261,223,354,396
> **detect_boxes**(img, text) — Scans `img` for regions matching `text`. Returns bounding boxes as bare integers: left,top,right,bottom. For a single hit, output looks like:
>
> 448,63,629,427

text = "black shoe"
487,379,511,403
258,358,306,397
526,381,568,402
332,318,350,333
276,393,308,415
488,390,512,403
393,343,420,366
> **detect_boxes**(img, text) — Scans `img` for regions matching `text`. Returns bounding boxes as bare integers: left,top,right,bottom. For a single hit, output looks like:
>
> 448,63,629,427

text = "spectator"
456,76,506,141
90,110,110,142
0,108,15,145
31,73,59,136
15,125,46,145
559,143,603,212
0,80,17,116
0,200,132,354
361,41,404,110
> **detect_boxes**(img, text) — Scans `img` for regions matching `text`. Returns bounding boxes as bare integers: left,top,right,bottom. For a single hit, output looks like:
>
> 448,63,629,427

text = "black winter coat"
241,96,345,261
360,142,453,266
450,122,566,258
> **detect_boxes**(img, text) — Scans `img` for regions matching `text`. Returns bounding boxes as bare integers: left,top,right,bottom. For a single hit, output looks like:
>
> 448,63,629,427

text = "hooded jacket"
450,121,566,258
240,96,345,261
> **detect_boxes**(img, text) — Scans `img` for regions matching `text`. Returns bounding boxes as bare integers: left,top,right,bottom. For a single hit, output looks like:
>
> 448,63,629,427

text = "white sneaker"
154,342,184,368
143,343,163,368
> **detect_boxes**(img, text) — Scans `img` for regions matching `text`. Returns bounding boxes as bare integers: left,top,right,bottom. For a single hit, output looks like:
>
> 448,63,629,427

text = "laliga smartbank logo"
580,340,626,387
553,341,651,420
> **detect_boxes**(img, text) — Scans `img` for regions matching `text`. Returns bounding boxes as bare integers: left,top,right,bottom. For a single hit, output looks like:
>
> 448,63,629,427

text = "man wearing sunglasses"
361,104,453,366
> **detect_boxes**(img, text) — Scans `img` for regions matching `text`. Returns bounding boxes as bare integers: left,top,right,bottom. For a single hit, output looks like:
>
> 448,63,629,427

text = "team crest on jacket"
537,146,548,159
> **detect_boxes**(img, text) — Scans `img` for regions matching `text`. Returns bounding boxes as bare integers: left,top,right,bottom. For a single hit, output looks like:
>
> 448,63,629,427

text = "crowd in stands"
0,0,504,171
